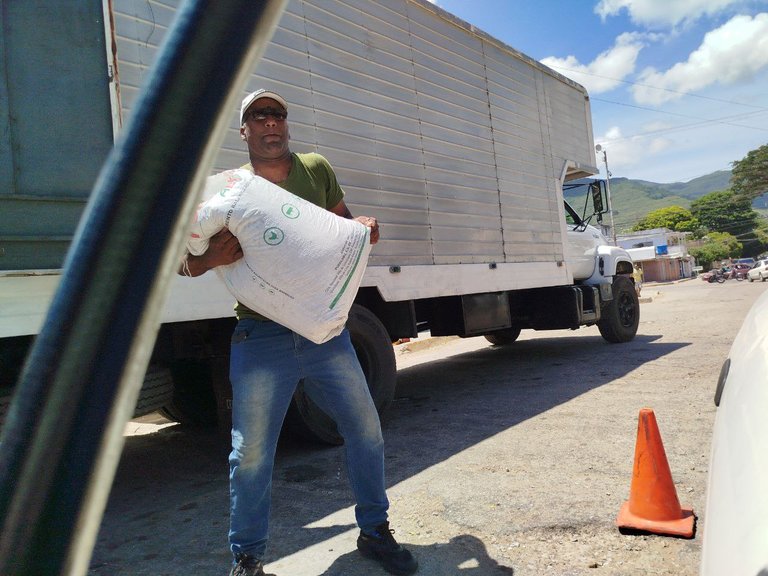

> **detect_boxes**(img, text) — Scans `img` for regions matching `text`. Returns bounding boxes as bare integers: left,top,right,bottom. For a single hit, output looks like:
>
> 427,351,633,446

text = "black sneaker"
357,522,418,575
229,554,267,576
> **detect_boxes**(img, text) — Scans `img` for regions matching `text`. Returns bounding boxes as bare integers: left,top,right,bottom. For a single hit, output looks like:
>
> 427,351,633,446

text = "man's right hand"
179,228,243,277
204,228,244,267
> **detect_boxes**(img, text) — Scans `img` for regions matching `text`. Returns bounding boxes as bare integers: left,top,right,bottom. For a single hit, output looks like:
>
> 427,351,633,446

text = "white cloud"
592,115,768,182
595,0,744,27
541,32,645,94
631,13,768,105
594,126,674,178
643,120,676,133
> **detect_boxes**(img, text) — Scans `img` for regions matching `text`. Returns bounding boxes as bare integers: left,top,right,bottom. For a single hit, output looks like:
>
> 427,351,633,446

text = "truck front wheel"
289,304,397,445
598,275,639,343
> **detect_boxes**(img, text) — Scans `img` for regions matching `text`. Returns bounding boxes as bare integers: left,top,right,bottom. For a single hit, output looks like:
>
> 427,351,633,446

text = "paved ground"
93,278,765,575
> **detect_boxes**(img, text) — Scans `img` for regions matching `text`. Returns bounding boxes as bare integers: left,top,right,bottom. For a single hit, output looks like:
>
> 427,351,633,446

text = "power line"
592,97,768,126
549,65,768,140
607,111,768,142
549,64,768,111
591,98,768,139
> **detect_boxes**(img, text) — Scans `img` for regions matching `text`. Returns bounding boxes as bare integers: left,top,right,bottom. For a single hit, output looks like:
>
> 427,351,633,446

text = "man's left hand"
355,216,379,244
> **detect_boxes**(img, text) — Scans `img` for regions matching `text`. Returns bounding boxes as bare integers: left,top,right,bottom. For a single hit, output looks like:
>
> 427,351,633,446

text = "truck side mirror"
590,181,605,215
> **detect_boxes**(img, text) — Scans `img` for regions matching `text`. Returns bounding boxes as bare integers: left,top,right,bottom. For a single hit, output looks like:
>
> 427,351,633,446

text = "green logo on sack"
264,227,285,245
282,203,300,219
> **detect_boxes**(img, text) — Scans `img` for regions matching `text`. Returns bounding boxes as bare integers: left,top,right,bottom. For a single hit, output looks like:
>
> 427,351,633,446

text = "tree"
689,231,742,268
632,205,699,232
754,220,768,253
731,144,768,202
737,218,768,256
690,190,757,238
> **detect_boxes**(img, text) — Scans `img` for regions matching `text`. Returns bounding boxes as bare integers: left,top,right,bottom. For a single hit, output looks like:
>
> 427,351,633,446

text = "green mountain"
566,170,733,233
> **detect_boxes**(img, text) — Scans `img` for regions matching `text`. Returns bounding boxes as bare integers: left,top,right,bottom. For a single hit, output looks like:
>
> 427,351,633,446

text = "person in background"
179,89,417,576
632,263,643,296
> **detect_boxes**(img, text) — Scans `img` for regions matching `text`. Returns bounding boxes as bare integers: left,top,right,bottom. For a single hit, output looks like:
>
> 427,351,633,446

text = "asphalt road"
90,279,767,576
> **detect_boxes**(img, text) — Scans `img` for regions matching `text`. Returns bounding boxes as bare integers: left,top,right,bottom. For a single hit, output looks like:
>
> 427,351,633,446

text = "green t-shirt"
234,152,345,320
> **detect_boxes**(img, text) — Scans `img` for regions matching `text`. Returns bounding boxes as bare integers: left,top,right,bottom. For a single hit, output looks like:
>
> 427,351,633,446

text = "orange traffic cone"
616,408,696,538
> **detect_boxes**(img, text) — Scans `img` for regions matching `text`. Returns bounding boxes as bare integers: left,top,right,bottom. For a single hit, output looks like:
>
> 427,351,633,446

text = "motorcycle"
732,270,747,281
708,270,727,284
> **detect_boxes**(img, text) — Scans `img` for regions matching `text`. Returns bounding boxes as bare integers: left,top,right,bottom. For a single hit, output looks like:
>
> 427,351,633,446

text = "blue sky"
429,0,768,184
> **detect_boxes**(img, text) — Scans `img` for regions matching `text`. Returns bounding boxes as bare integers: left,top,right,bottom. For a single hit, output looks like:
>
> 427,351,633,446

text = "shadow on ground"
317,534,514,575
91,331,683,574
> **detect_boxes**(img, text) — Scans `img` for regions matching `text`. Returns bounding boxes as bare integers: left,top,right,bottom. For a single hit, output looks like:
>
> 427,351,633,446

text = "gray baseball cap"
240,89,288,123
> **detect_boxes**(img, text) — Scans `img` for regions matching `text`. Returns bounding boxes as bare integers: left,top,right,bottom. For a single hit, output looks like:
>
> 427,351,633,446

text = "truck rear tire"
159,359,219,426
0,336,33,428
1,363,176,427
289,304,397,445
484,326,522,346
134,364,175,418
598,275,639,343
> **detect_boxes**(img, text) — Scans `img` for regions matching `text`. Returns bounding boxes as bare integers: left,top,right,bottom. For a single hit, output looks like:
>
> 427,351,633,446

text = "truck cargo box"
2,0,600,335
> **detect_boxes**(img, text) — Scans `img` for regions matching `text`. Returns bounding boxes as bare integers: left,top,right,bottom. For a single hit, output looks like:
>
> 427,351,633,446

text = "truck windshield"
564,200,584,227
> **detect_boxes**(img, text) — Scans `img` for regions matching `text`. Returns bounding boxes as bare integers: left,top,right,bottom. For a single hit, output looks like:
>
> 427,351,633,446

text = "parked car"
701,289,768,574
746,260,768,282
733,257,756,266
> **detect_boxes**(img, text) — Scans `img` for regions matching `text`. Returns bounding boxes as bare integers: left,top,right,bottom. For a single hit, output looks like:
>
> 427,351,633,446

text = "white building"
616,228,694,282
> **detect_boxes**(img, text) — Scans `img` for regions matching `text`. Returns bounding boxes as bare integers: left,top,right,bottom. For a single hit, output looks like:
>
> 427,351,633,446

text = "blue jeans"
228,319,389,560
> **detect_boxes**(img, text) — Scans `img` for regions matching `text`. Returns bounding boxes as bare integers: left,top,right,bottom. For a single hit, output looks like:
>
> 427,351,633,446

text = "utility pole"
595,144,617,245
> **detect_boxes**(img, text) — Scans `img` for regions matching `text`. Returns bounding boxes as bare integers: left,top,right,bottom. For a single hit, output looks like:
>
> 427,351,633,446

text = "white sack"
188,169,371,344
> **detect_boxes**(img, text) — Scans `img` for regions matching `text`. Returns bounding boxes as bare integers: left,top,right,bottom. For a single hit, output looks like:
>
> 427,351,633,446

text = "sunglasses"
244,108,287,122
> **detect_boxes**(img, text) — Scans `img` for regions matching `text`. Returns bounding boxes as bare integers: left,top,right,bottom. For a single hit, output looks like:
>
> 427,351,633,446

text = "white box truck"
0,0,637,443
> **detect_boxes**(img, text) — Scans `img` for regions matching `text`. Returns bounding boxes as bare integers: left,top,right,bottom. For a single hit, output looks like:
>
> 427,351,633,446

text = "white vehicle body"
746,259,768,282
701,289,768,575
0,0,637,440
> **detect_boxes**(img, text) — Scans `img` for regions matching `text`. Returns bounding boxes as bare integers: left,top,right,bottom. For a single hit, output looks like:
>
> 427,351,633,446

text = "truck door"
0,1,114,271
563,200,599,280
